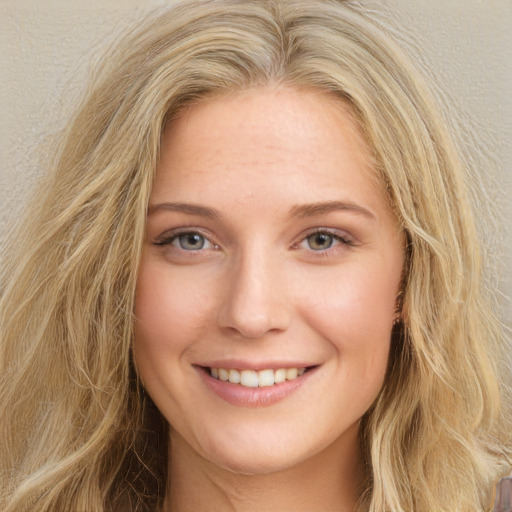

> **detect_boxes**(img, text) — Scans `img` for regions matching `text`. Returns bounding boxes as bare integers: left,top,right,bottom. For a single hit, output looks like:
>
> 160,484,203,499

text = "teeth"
286,368,298,380
228,369,241,384
258,369,274,387
240,370,259,387
274,368,286,383
210,367,307,387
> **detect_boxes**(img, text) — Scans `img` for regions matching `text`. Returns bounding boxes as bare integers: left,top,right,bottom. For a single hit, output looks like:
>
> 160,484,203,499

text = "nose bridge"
217,243,290,338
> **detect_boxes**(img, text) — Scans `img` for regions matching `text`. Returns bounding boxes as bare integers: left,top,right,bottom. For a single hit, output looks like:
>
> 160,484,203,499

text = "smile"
199,364,317,407
209,367,307,387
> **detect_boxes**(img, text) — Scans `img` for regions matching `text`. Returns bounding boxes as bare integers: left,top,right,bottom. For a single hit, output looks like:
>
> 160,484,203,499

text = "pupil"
180,233,204,250
309,233,332,250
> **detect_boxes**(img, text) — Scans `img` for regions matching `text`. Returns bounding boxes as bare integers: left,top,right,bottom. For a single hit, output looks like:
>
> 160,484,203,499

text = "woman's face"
134,87,404,475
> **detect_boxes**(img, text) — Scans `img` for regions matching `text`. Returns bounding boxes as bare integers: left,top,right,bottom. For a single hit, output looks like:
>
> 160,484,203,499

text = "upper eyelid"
298,227,354,243
153,227,215,246
289,229,356,256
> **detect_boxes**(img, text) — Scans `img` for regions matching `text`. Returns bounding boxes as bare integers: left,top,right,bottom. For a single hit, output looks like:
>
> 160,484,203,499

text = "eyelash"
153,229,217,251
297,228,354,252
153,227,354,256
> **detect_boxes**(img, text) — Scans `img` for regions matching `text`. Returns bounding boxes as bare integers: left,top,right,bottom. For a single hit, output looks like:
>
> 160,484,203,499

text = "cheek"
295,259,399,387
298,261,399,338
133,259,215,371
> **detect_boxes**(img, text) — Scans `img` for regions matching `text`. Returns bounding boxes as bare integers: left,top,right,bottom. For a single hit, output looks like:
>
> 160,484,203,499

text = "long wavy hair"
1,1,510,511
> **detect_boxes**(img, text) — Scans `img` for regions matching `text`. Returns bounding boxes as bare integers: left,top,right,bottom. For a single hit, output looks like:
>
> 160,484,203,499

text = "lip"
197,359,315,371
195,364,318,408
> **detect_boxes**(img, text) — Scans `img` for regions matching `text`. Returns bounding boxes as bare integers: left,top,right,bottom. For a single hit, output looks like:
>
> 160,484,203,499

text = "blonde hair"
1,1,510,510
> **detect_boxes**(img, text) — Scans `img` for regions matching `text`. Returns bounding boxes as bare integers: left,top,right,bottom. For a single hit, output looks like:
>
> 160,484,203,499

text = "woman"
1,1,510,511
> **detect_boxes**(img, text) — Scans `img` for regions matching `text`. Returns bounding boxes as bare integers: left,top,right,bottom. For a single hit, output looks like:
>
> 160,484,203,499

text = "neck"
163,424,365,512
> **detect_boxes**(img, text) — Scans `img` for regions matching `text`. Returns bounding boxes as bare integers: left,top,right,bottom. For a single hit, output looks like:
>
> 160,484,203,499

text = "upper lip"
195,359,319,371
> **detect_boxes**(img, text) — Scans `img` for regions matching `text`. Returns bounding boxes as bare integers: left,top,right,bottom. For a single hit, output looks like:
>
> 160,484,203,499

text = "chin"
191,424,338,477
209,447,306,476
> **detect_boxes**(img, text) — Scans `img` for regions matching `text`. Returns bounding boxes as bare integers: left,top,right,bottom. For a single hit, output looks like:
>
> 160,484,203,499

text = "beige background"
1,0,511,327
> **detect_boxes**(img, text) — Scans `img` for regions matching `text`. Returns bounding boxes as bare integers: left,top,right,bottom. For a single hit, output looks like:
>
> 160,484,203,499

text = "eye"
175,232,208,250
296,229,354,253
306,232,335,251
154,231,215,251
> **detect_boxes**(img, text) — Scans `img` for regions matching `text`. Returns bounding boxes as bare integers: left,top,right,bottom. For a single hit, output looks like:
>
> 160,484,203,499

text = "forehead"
161,87,372,166
153,86,392,222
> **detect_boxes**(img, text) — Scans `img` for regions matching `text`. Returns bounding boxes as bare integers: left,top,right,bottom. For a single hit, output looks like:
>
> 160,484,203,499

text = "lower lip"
197,367,316,408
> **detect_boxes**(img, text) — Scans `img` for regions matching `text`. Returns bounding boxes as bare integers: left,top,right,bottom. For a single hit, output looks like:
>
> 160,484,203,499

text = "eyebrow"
288,200,376,220
148,200,375,220
147,202,219,218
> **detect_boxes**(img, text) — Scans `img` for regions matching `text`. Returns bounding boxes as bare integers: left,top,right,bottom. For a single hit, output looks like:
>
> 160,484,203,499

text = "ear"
394,229,411,325
393,279,408,326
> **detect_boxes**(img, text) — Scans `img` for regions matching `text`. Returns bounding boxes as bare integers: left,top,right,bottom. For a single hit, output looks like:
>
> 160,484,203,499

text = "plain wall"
1,0,511,328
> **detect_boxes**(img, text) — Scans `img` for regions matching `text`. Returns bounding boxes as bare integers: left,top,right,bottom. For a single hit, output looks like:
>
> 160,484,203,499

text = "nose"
217,250,291,339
